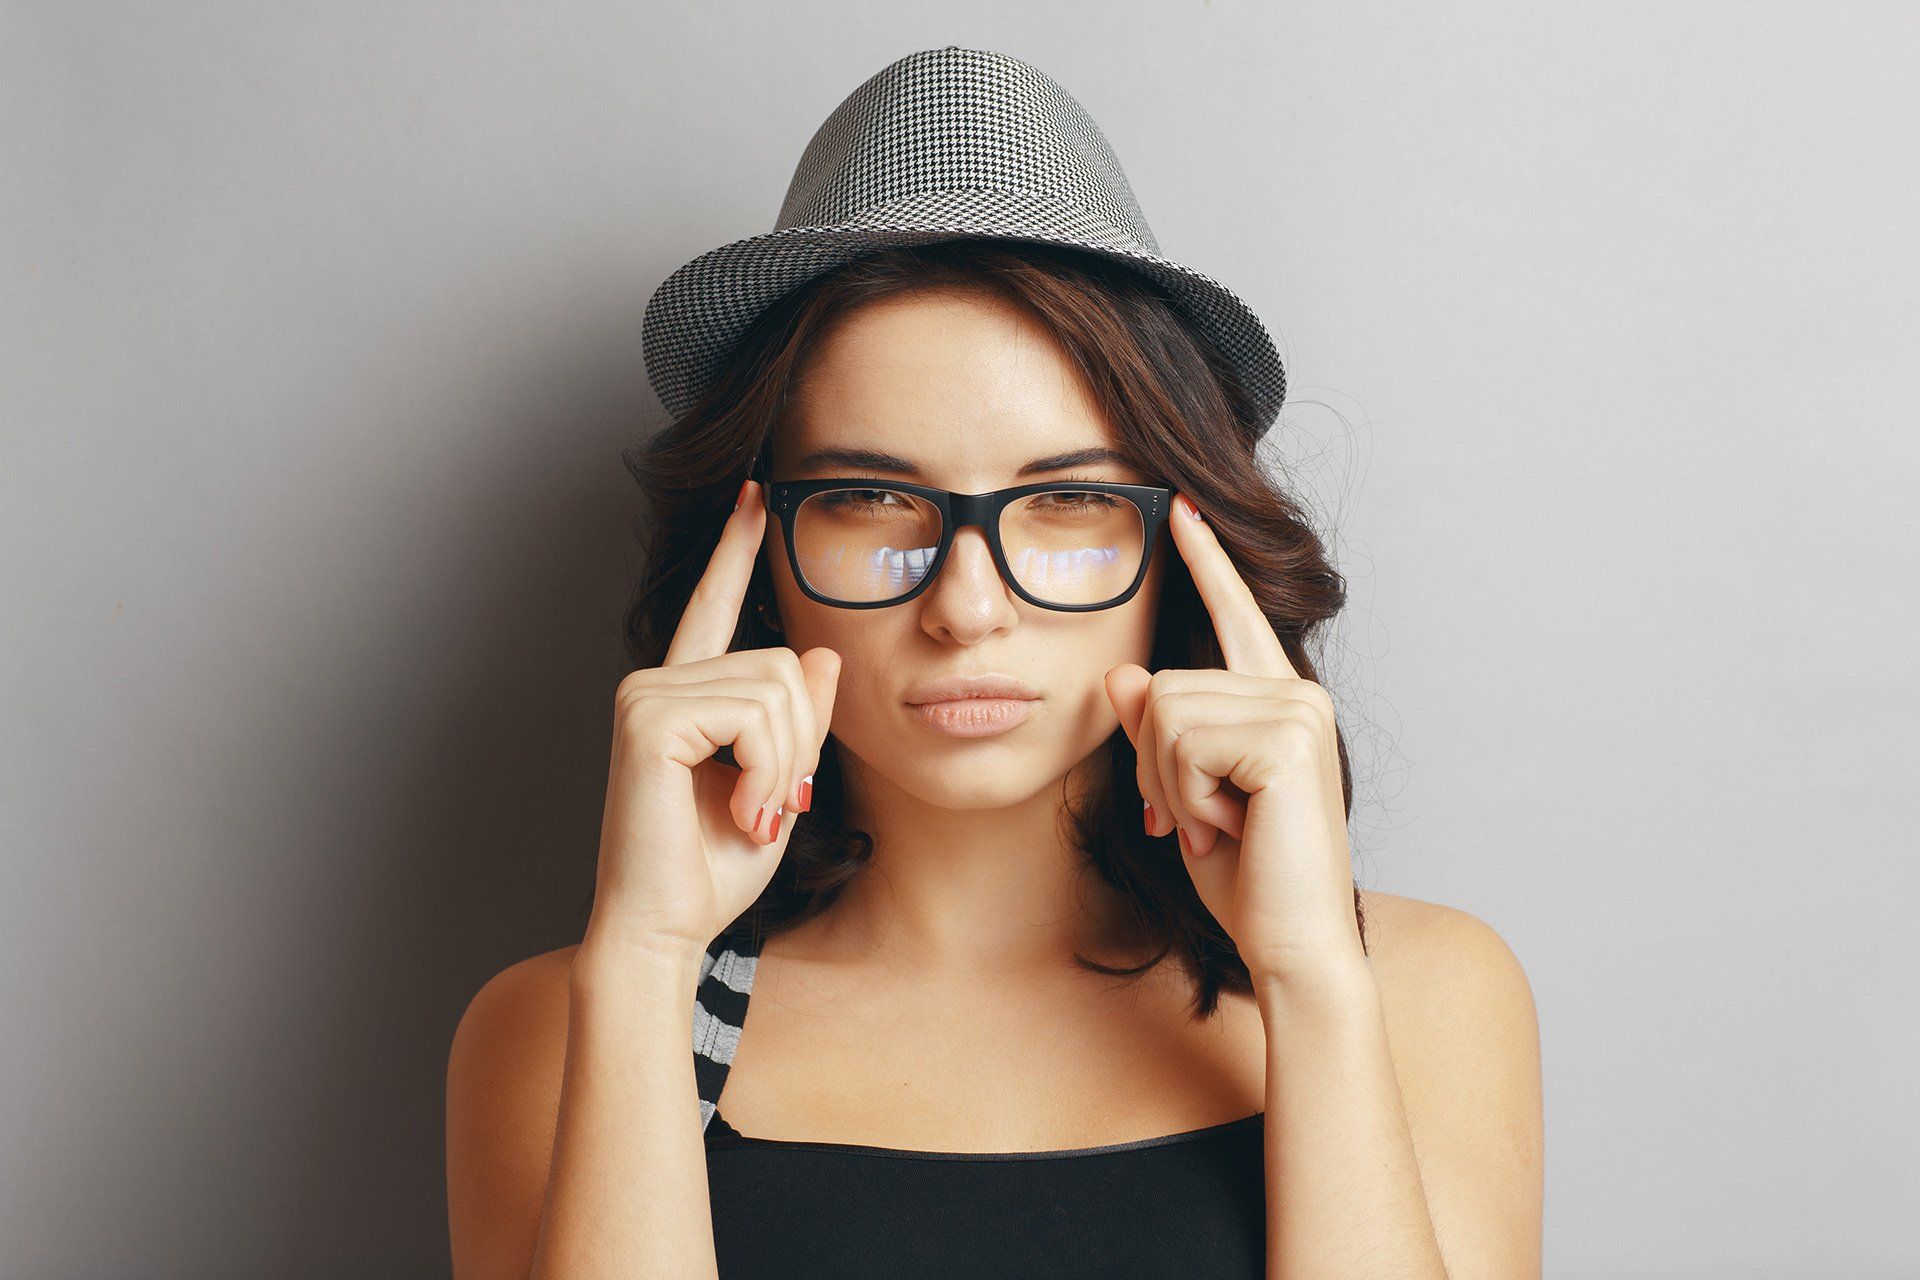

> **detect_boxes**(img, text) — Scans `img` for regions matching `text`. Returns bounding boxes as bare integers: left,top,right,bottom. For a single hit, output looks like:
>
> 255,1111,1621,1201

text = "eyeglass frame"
746,449,1176,612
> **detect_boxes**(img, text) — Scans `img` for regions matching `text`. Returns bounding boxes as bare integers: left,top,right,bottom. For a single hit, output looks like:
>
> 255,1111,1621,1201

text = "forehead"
778,288,1126,481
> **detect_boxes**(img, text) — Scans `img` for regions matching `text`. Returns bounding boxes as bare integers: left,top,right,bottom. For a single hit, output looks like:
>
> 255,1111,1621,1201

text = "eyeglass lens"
791,485,1145,607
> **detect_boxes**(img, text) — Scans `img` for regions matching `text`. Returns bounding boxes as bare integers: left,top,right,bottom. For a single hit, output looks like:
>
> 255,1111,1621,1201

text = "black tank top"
693,927,1268,1278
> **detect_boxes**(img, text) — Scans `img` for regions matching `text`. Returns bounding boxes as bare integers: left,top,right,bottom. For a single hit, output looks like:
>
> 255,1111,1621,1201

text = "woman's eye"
820,488,902,509
1038,490,1120,509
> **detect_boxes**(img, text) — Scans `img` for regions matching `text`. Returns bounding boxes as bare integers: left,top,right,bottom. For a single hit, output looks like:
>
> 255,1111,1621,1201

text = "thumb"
799,646,843,749
1104,663,1151,749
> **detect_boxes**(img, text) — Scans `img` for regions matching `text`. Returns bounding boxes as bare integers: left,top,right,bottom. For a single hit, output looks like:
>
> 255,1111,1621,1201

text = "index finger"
662,477,766,667
1166,491,1300,679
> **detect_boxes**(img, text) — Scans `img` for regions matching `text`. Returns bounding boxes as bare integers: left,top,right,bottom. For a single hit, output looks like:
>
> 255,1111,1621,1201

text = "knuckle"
1168,724,1200,763
756,652,802,702
1295,679,1336,722
1271,713,1320,760
765,674,796,719
613,689,653,728
615,668,655,706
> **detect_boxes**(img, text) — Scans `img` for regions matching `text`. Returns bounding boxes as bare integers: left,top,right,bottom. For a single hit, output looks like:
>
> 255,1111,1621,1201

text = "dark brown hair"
607,238,1364,1017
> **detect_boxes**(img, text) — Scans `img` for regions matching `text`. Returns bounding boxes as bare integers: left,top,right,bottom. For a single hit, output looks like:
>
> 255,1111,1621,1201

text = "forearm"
1257,961,1450,1280
529,936,718,1280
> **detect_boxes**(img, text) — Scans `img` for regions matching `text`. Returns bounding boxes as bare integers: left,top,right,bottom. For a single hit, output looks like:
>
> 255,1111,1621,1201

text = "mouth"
902,673,1041,738
902,673,1040,704
906,696,1038,738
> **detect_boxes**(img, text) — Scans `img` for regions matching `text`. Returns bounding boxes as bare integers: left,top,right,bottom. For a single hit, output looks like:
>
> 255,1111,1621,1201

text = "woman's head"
616,238,1361,1015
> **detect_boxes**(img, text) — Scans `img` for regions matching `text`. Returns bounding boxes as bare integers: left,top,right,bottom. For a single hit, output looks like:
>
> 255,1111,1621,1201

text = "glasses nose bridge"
933,489,1009,591
943,488,1004,537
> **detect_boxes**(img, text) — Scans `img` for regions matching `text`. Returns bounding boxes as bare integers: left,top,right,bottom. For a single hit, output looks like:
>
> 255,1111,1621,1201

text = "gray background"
3,3,1914,1277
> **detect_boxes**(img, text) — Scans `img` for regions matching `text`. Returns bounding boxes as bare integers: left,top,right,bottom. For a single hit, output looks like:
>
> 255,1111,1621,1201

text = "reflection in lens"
794,488,942,603
1012,544,1121,589
1003,490,1142,606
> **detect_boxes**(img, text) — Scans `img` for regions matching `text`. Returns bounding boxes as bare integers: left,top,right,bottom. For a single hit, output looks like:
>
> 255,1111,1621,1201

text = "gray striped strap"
692,928,761,1132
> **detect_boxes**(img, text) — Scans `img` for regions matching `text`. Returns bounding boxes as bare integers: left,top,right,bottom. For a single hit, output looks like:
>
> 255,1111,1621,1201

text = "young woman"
447,49,1541,1280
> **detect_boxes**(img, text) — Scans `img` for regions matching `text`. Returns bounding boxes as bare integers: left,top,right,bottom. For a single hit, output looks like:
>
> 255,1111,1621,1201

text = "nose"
917,521,1018,640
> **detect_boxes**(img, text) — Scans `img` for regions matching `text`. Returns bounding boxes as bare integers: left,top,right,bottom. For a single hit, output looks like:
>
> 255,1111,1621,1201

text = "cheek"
1084,610,1156,674
1122,552,1166,656
768,567,904,691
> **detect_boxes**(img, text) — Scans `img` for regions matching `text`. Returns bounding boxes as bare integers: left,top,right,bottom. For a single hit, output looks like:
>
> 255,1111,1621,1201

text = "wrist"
574,926,709,998
1250,952,1378,1017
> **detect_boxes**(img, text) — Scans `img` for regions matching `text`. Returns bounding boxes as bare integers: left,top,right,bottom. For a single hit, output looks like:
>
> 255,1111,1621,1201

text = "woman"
447,48,1542,1280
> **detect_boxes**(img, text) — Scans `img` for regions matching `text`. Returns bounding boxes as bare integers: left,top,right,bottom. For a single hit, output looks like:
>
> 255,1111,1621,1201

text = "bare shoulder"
1358,888,1533,998
444,944,584,1280
449,943,581,1085
1355,888,1539,1051
1352,889,1544,1273
447,942,583,1125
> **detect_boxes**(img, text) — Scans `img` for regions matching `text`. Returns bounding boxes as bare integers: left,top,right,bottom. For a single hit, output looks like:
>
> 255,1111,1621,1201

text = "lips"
909,696,1037,737
903,673,1040,705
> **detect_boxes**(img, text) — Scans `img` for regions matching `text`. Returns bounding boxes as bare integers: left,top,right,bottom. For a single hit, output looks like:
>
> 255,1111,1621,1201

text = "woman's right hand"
586,476,841,964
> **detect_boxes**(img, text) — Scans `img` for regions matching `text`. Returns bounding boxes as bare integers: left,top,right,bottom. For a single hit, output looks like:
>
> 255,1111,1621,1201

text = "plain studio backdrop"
3,3,1914,1277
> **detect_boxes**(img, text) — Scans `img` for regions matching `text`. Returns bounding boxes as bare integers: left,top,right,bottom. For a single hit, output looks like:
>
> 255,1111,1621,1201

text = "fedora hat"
640,44,1288,435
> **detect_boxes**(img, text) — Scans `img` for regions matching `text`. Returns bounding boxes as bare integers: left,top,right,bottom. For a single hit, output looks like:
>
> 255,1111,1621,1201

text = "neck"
803,740,1148,976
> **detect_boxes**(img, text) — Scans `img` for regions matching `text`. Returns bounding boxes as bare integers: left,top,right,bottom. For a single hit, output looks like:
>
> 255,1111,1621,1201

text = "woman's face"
761,286,1167,809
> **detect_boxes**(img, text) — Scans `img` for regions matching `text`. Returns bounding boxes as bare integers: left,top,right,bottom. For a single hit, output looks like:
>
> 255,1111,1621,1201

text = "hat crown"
641,45,1286,432
775,46,1159,254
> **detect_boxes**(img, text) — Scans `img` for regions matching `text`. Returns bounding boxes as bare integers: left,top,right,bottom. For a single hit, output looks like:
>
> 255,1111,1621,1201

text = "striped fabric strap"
692,928,760,1132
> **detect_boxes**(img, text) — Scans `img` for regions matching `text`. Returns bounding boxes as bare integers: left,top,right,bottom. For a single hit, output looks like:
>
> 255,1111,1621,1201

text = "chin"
844,727,1070,808
898,764,1063,812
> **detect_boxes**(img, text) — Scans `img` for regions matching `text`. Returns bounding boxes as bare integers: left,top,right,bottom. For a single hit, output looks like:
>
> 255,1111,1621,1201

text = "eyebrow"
791,445,1135,478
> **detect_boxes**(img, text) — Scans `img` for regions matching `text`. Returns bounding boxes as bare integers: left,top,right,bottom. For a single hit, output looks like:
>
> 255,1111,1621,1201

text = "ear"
747,574,783,634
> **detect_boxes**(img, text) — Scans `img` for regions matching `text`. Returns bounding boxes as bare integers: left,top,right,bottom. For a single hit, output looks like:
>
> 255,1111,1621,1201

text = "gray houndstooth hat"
640,44,1288,433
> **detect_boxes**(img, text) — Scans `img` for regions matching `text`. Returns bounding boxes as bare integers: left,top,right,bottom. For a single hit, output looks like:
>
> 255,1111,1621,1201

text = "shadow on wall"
263,305,662,1276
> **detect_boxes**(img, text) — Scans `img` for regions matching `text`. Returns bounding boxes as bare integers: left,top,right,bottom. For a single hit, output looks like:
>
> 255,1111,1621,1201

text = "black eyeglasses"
748,450,1174,612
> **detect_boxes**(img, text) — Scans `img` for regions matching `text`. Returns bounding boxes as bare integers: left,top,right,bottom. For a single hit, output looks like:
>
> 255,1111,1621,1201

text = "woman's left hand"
1104,492,1364,984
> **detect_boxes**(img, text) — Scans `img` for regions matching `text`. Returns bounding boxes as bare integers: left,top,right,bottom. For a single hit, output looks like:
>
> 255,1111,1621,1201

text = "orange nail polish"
770,807,783,840
799,774,813,811
1143,799,1155,834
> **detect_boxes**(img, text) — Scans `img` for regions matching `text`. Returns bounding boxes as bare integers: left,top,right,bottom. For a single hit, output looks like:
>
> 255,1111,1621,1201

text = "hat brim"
640,188,1286,433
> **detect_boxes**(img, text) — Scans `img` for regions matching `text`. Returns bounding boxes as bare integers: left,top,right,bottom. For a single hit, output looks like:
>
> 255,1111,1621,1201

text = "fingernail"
1177,826,1193,857
1180,494,1204,522
799,774,813,812
753,803,764,834
734,478,751,511
1143,799,1155,834
770,806,783,840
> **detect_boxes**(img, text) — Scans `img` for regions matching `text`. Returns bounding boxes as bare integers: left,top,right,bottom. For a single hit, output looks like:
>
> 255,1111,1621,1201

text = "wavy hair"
601,238,1364,1018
